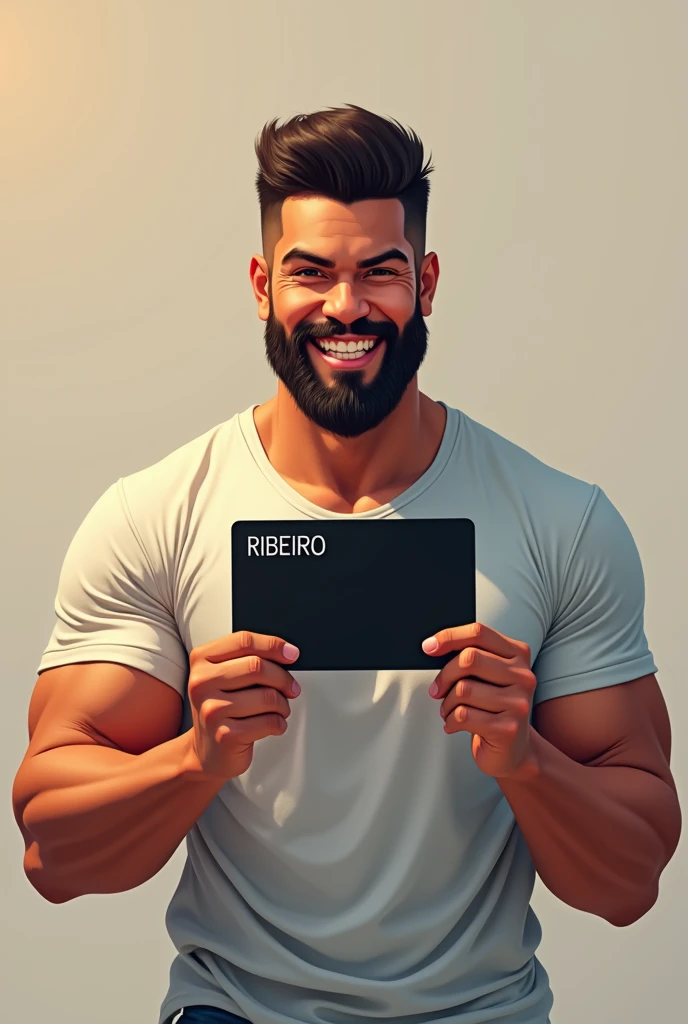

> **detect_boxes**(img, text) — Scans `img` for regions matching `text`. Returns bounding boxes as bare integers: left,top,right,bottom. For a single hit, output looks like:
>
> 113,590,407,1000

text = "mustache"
292,320,398,345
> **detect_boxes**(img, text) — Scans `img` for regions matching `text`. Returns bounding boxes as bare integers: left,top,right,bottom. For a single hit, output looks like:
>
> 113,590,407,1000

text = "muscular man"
12,104,681,1024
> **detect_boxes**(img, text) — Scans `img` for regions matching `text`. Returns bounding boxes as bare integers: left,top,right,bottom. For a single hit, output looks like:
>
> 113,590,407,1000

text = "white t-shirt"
36,402,657,1024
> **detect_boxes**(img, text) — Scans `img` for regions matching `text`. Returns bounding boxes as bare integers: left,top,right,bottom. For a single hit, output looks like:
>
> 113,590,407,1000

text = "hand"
422,622,539,780
187,631,301,781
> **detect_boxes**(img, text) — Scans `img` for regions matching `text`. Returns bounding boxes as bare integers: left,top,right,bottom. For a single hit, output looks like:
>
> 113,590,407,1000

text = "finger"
195,654,300,702
422,622,529,662
443,704,520,738
216,712,289,743
201,686,291,725
439,678,532,722
429,649,518,700
195,631,301,666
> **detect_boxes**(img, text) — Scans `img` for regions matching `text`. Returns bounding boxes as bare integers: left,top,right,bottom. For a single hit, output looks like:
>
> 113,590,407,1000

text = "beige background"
2,1,686,1021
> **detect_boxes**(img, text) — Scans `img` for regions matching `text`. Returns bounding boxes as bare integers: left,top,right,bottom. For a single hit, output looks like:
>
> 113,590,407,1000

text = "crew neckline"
237,401,462,520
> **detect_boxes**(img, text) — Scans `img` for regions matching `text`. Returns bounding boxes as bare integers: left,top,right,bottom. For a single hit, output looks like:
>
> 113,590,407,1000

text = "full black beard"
263,290,429,439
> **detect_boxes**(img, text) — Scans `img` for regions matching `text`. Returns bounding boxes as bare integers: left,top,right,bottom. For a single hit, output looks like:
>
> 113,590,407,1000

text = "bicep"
14,663,184,850
25,662,184,757
532,674,675,788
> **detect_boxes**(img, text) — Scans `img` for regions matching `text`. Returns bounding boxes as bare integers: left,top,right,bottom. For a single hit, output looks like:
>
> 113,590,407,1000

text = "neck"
253,378,447,514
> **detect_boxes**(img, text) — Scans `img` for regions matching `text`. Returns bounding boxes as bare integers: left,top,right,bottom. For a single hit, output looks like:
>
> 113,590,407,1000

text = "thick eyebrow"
280,247,409,270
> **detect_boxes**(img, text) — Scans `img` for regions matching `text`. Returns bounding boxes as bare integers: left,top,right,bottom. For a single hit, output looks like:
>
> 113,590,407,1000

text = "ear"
418,252,440,316
249,255,271,321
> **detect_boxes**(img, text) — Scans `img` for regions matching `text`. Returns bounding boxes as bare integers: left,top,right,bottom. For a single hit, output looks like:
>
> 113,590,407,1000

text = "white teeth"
317,338,376,358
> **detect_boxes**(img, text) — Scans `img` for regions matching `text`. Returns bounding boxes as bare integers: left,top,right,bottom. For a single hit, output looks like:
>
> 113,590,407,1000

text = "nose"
320,280,371,323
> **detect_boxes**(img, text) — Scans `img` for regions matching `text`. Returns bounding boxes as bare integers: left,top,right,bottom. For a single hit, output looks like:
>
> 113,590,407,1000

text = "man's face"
256,196,437,439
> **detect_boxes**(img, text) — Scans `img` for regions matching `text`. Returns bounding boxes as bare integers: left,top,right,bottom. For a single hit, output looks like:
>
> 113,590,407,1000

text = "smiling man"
13,104,681,1024
259,196,436,444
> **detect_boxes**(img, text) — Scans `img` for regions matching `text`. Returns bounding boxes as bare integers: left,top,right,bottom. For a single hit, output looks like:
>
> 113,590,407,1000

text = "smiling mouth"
309,336,384,367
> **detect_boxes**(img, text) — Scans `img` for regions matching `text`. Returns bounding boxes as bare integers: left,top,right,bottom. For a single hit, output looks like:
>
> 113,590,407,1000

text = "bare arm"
498,674,682,926
12,663,224,903
13,633,300,904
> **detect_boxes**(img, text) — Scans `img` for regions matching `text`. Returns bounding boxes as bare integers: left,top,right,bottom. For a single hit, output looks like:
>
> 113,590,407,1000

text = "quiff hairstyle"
254,104,434,278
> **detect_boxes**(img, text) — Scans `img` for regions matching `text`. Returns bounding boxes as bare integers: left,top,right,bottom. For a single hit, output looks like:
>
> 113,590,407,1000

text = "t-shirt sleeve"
36,478,189,696
532,485,657,705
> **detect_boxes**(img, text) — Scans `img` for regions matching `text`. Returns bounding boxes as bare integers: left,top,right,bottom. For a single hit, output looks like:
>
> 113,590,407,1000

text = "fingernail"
422,637,439,653
429,682,439,697
291,680,301,696
283,643,300,661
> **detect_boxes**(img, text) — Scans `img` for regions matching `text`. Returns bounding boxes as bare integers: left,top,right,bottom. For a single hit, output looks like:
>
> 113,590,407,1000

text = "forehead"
276,196,409,255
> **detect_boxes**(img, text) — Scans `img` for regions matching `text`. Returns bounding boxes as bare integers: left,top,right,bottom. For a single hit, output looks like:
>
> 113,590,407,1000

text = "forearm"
498,727,681,925
18,730,225,902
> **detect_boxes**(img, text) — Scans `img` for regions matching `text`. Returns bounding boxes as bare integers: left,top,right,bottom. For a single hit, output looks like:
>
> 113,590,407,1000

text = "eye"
292,268,396,278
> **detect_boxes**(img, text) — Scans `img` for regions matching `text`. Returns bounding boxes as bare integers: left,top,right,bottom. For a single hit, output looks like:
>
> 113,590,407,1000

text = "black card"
231,519,475,670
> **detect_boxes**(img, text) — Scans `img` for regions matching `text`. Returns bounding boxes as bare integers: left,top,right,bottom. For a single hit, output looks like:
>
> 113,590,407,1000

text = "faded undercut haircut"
254,104,434,280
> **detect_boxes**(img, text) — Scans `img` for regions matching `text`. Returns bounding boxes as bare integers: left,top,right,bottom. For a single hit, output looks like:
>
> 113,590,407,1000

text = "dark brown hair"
254,104,434,274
